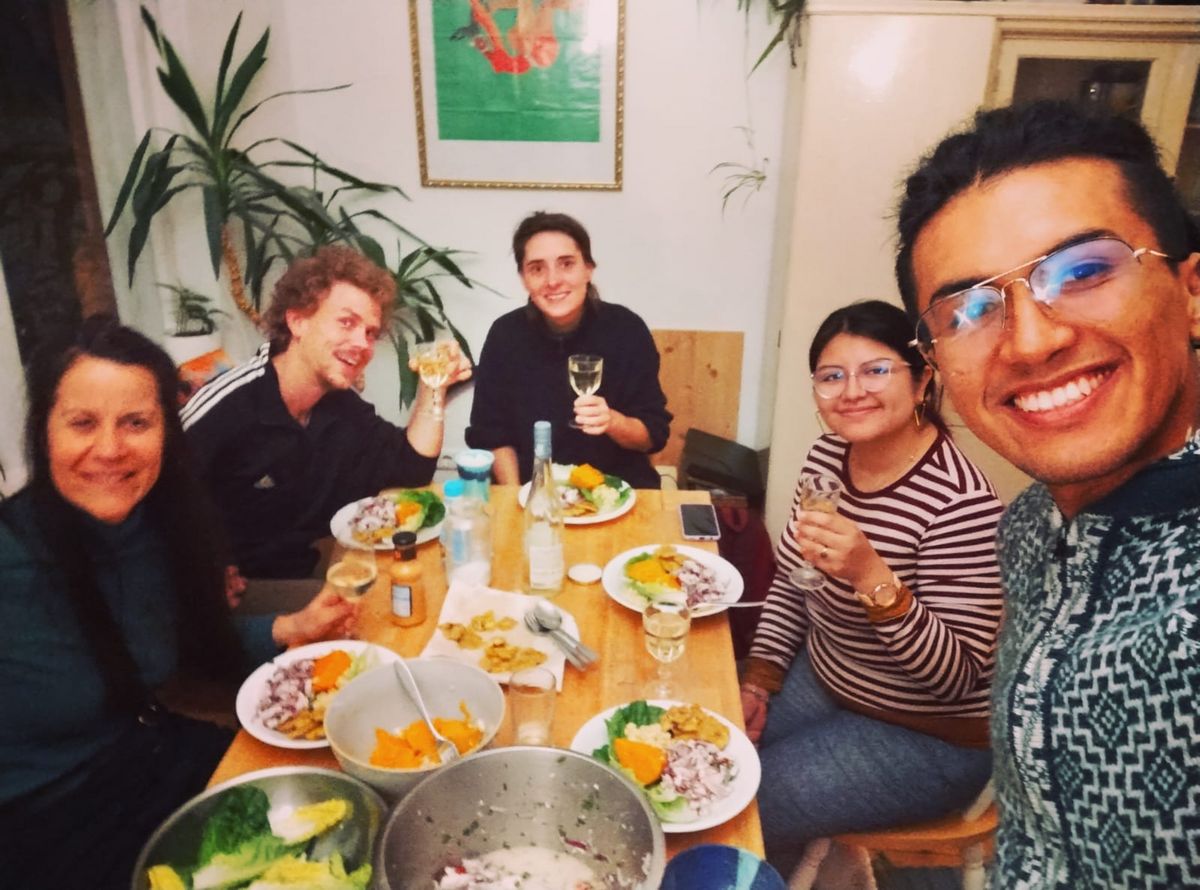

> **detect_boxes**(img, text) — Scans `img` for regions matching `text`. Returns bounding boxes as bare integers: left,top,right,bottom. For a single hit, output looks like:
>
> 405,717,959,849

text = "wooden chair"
649,329,743,471
789,782,997,890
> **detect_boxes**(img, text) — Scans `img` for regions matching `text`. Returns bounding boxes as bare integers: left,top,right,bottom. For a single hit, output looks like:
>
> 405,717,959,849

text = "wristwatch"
858,574,903,609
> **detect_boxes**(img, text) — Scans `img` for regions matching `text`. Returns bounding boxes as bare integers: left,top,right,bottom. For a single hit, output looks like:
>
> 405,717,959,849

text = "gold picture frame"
409,0,624,190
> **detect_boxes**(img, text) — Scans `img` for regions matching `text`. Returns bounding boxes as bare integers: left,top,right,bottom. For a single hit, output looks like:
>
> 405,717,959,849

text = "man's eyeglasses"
912,237,1172,370
811,358,910,400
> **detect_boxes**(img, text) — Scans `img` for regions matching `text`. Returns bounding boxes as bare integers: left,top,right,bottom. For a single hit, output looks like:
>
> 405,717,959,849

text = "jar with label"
389,531,425,627
443,478,492,588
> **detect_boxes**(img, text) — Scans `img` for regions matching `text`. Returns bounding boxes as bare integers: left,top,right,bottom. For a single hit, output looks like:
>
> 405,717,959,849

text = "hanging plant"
738,0,807,71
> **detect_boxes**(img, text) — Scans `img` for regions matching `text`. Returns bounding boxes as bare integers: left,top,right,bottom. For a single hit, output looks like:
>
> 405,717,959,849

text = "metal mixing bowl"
325,658,506,801
375,746,666,889
130,767,385,890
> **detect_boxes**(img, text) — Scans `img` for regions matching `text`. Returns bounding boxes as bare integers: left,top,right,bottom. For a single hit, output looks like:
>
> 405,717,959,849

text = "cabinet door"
1173,66,1200,217
989,34,1200,177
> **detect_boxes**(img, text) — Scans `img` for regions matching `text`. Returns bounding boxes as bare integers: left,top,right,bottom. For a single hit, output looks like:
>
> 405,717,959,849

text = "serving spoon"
392,660,459,764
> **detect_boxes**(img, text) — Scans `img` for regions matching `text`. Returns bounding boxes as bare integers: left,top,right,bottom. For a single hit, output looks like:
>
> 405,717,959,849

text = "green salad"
145,786,370,889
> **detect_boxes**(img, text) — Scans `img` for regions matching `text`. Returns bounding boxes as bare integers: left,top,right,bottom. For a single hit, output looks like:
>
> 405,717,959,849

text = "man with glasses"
895,100,1200,888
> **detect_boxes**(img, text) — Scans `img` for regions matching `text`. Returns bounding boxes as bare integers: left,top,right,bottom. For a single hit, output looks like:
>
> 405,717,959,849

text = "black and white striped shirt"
749,433,1004,721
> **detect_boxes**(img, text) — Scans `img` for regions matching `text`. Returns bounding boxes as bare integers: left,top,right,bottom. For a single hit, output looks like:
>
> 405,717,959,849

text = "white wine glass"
788,474,844,589
567,353,603,429
326,546,377,638
642,601,690,697
415,339,455,420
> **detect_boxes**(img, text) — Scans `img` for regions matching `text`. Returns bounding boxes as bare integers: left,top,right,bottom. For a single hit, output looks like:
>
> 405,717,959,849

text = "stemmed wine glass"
642,601,690,697
325,545,377,639
788,474,844,589
415,339,455,420
567,354,603,429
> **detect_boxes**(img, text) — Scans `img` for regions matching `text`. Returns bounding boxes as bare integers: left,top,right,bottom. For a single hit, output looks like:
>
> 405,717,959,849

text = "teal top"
0,489,277,803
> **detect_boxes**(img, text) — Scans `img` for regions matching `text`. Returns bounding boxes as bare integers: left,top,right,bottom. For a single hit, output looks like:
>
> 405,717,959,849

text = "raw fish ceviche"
551,463,631,517
145,785,369,889
256,649,369,741
592,701,736,823
349,489,444,545
623,546,727,608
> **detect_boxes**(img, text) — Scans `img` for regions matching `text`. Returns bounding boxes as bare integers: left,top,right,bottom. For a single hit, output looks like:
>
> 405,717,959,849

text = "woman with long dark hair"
741,300,1004,877
0,318,353,887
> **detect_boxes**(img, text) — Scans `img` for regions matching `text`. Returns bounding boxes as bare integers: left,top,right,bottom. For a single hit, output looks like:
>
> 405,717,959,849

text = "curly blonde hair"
262,245,396,353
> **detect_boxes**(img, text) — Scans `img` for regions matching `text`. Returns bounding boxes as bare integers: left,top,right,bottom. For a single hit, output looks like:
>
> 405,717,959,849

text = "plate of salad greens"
329,489,445,550
570,699,760,833
602,545,743,616
236,641,402,750
518,462,635,525
136,770,380,890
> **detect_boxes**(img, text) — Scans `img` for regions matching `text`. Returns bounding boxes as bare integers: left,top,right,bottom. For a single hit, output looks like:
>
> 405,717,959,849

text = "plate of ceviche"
236,640,402,749
602,544,743,616
518,463,635,525
570,699,760,833
329,488,444,550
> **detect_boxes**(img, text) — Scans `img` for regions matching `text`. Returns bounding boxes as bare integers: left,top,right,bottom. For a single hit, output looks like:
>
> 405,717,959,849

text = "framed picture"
408,0,625,190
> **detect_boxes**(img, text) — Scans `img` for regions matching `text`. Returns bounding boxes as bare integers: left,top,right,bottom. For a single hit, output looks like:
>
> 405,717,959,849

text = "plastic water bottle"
524,420,564,596
442,478,492,588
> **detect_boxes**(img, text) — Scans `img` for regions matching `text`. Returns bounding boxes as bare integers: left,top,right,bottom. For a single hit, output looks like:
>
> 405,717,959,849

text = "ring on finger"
820,548,829,560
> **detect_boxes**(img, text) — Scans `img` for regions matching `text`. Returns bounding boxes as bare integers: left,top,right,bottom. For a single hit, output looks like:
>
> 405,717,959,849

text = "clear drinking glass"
788,474,844,589
509,666,557,745
567,353,603,429
325,546,376,639
642,601,691,697
415,339,455,420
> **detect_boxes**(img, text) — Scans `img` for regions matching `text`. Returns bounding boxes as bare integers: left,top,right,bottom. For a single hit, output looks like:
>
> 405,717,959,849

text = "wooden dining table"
210,484,764,858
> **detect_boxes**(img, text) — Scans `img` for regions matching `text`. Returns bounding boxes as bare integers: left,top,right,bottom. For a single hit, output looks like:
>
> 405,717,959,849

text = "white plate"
329,496,443,550
602,545,744,617
569,699,761,834
236,640,403,749
517,464,636,526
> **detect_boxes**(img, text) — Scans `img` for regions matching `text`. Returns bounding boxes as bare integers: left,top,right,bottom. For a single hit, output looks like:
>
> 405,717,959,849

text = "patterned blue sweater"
992,435,1200,888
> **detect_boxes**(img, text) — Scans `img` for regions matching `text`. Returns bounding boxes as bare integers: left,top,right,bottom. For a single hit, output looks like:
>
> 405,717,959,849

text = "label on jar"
391,583,413,618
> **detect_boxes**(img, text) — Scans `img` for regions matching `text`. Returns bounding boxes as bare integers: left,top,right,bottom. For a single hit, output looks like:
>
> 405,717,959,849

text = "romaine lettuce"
244,853,371,889
191,834,292,889
196,786,271,863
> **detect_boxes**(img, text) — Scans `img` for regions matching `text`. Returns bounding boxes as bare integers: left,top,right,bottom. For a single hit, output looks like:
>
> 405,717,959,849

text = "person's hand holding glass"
643,601,690,697
568,353,603,430
788,475,844,589
413,339,457,420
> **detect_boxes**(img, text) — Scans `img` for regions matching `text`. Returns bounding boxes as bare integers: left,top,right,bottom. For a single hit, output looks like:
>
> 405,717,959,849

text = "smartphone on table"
679,503,721,541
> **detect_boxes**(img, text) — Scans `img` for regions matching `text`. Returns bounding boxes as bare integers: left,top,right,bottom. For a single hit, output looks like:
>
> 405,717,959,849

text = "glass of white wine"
642,601,691,697
567,353,603,429
415,339,455,420
788,474,844,589
326,547,377,638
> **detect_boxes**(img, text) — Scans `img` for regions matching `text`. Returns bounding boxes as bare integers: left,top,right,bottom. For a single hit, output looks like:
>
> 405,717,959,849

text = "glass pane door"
1011,58,1151,119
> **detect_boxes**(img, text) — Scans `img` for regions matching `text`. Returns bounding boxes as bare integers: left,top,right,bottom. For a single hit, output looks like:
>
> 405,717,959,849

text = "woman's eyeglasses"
811,359,910,400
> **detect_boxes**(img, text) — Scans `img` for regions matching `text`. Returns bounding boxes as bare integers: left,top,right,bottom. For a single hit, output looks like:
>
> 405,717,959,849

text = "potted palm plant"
105,6,474,406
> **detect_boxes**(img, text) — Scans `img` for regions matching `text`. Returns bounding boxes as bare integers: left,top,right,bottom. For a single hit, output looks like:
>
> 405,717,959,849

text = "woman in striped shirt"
742,301,1003,876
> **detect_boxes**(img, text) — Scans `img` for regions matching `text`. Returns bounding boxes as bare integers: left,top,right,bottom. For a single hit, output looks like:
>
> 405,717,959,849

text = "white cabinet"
765,1,1200,539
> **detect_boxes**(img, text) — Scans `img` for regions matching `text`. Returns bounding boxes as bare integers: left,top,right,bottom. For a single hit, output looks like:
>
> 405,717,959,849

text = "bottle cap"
392,531,417,549
443,478,465,499
533,420,552,457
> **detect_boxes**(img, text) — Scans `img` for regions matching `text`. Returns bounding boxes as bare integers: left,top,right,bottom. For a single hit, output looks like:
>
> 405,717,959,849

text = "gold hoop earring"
913,403,925,430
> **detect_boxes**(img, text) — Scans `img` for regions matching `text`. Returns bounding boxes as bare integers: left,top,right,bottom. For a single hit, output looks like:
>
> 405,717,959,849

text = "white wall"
70,0,791,460
0,268,29,496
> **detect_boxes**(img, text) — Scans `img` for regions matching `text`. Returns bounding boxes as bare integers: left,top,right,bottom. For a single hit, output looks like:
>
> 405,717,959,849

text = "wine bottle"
524,420,564,596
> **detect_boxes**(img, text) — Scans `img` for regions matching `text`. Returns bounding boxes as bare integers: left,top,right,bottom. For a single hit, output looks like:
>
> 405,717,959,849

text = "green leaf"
214,26,269,145
213,12,243,118
154,38,211,141
202,185,225,278
224,84,350,147
105,129,153,235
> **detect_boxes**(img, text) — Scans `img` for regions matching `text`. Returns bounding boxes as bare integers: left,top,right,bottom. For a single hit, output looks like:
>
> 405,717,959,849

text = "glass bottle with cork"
524,420,564,596
389,530,426,627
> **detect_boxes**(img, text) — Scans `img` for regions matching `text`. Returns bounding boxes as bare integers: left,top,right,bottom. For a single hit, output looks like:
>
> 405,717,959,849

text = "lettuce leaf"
604,700,665,744
391,489,445,528
192,833,292,889
197,786,271,863
245,853,371,889
647,782,693,823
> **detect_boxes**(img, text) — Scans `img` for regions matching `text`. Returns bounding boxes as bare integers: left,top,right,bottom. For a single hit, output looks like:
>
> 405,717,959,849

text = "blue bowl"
660,844,786,890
